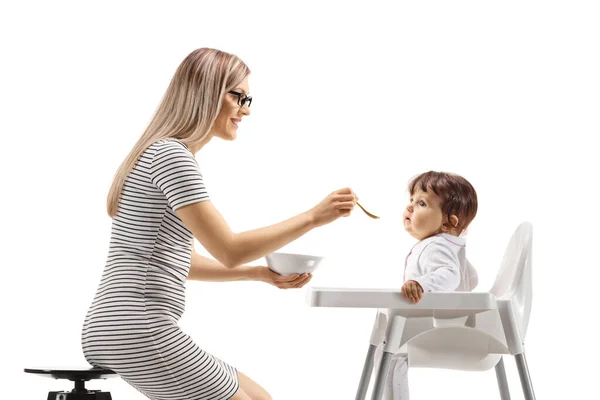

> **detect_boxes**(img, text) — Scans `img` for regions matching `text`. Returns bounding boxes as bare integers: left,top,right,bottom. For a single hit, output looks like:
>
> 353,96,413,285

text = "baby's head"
403,171,478,240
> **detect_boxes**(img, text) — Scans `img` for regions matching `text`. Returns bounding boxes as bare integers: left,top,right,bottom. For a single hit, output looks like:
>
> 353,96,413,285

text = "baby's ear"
442,215,460,232
449,215,459,229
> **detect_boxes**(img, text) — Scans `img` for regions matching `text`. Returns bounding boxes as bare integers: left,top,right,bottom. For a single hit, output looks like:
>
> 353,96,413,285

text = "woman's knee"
236,370,272,400
230,388,271,400
252,392,272,400
229,387,252,400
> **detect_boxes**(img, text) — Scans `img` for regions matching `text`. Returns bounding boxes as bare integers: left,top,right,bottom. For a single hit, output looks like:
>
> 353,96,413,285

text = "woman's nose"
239,105,251,117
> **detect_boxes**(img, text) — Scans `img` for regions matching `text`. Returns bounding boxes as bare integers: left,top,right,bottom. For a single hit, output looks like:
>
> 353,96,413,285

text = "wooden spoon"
356,202,380,219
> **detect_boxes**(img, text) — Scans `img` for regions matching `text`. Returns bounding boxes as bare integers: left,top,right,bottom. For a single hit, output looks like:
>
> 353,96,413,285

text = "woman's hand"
257,266,313,289
309,187,358,228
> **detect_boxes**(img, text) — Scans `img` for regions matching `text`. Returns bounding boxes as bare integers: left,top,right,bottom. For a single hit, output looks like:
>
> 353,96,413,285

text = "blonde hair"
106,48,250,217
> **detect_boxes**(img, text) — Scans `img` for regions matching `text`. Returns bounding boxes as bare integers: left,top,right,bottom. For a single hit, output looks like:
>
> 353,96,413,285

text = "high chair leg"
370,350,393,400
355,344,377,400
515,353,536,400
495,357,511,400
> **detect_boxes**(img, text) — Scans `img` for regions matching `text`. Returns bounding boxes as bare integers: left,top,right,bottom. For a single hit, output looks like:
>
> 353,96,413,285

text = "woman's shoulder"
149,138,189,152
145,139,191,162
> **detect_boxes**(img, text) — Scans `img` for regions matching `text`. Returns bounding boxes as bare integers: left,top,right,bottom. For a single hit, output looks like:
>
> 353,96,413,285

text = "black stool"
24,367,117,399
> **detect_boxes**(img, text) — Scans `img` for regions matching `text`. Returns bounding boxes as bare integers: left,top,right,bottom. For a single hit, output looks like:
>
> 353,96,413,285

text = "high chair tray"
306,287,496,317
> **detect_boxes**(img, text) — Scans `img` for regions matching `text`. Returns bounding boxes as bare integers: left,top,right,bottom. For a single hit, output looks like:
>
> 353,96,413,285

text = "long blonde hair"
106,48,250,217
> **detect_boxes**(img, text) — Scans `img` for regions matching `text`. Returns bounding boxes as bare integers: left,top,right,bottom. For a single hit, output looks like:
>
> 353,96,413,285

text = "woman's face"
210,75,251,141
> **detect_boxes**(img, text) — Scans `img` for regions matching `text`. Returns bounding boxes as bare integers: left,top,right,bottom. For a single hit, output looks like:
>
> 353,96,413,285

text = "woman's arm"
151,142,357,269
187,242,314,288
176,188,356,268
187,249,260,282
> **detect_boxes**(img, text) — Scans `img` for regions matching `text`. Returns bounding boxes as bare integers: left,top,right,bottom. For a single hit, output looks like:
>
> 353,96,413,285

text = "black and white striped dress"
81,139,239,400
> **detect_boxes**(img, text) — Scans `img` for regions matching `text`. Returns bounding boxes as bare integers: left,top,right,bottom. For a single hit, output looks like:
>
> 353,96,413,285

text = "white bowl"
265,252,324,276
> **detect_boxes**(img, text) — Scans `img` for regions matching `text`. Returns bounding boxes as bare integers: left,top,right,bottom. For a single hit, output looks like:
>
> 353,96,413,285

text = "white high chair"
306,222,535,400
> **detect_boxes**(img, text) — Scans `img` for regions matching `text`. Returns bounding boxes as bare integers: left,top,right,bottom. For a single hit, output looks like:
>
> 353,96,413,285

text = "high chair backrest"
489,222,533,339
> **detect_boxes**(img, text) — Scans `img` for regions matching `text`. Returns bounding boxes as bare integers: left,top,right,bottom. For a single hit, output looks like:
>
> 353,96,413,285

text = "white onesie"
374,233,478,400
404,233,478,293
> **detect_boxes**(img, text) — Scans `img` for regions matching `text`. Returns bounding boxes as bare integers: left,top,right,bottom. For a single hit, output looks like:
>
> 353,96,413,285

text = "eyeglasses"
228,90,252,108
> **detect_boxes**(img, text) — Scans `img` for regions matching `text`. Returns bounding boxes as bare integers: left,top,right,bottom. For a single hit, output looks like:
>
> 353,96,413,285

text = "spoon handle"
356,202,380,219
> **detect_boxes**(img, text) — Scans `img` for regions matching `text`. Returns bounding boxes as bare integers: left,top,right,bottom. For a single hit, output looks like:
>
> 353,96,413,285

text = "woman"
81,48,357,400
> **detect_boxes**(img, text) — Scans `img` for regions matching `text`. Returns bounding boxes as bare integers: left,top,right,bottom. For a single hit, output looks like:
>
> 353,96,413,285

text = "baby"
375,170,479,400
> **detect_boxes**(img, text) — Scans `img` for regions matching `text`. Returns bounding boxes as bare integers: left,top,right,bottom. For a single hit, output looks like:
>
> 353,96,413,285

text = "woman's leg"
232,370,272,400
230,387,252,400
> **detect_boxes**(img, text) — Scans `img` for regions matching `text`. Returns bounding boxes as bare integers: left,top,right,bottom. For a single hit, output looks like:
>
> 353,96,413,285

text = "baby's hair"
408,171,478,232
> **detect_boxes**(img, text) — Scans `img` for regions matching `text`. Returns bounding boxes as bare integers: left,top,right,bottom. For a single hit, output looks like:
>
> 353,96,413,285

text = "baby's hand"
401,280,424,303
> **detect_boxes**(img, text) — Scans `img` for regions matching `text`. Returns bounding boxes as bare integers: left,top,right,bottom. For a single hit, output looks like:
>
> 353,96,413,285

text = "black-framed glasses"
228,90,252,108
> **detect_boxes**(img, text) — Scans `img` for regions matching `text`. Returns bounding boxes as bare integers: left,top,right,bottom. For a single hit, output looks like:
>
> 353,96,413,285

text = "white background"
1,1,598,399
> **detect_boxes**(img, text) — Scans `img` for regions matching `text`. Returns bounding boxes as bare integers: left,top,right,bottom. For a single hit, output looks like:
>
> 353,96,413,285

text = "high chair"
306,222,535,400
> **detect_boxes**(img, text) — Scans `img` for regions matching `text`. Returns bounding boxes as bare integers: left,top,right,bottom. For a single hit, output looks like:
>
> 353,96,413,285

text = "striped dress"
81,139,239,400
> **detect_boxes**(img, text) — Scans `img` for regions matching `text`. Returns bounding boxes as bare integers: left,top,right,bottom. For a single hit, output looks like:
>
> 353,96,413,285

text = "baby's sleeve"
150,141,210,211
465,259,479,291
413,241,461,293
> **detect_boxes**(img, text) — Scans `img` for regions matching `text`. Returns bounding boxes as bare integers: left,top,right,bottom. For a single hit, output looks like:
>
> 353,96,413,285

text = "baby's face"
402,189,444,240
